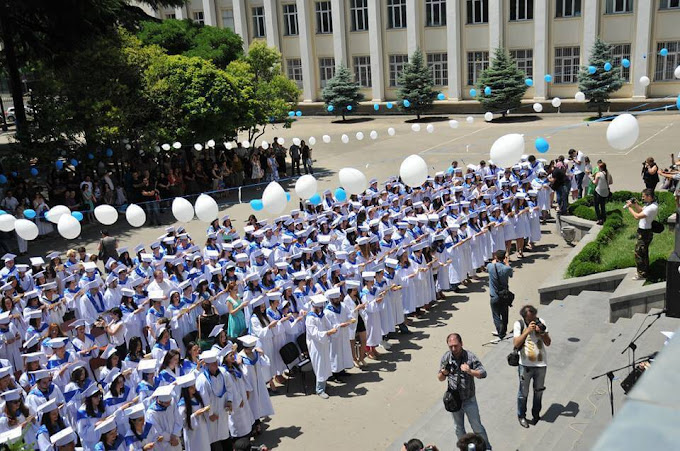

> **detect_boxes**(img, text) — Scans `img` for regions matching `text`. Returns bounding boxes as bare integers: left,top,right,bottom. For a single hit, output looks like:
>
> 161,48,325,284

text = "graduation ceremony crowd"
0,153,555,451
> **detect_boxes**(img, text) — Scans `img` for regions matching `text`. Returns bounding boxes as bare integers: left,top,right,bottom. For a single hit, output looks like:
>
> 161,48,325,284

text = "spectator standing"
487,251,513,339
642,157,659,190
625,189,659,280
437,333,491,450
0,190,19,214
301,140,313,175
549,159,569,215
568,148,586,199
140,177,161,226
590,161,611,225
274,139,287,177
289,142,301,176
98,229,118,264
513,305,551,428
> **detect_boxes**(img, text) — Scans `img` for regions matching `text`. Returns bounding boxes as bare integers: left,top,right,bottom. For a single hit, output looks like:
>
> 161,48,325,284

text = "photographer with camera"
625,189,659,280
642,157,659,190
513,305,551,428
437,333,491,450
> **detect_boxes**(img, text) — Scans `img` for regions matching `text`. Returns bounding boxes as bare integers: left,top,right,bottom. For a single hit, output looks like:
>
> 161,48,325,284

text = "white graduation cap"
83,261,97,272
45,252,61,261
137,358,157,374
0,367,11,379
345,280,360,289
16,264,28,272
0,426,23,445
101,345,118,360
37,398,58,415
50,427,77,447
30,257,45,267
104,367,123,385
309,294,326,308
238,335,258,348
361,271,376,280
250,295,265,309
82,383,100,398
70,319,88,329
1,253,16,262
151,385,175,403
175,372,197,388
23,309,42,321
1,388,22,401
209,324,225,338
0,311,10,325
94,416,117,435
22,334,41,350
199,349,220,363
22,352,42,364
325,287,342,299
48,337,69,349
124,403,146,420
31,369,51,381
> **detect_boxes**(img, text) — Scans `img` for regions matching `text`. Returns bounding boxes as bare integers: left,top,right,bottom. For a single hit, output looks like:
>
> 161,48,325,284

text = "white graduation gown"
145,401,182,451
195,367,233,443
240,351,274,420
323,303,354,373
304,312,333,383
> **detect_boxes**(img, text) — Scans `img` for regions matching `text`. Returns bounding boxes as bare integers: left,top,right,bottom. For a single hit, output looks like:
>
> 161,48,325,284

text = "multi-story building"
145,0,680,103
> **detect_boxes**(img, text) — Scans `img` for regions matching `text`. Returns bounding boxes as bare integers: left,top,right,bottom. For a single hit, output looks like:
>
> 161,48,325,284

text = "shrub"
576,242,601,263
573,205,598,221
656,191,675,224
568,196,593,214
569,262,601,278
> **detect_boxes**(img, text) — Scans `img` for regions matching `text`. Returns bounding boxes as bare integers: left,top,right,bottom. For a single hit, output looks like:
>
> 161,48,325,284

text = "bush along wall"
567,209,625,277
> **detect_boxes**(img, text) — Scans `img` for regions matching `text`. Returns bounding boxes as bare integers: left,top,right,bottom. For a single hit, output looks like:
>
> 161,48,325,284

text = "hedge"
568,190,675,224
567,209,625,277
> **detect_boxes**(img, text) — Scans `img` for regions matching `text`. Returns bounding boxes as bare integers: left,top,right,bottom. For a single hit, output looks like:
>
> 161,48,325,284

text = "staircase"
389,291,680,451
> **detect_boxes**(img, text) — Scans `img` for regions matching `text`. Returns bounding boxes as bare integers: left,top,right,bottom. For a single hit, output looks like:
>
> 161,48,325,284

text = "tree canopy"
578,37,624,118
322,65,364,121
476,48,528,116
397,49,436,120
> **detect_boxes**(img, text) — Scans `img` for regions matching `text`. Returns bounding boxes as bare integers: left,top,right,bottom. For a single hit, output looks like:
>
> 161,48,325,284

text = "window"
654,41,680,81
389,54,409,87
221,10,234,31
467,0,489,24
350,0,369,31
319,57,336,88
165,13,176,19
610,43,631,81
252,6,266,37
554,46,580,84
605,0,633,13
555,0,581,17
283,4,299,36
426,0,447,26
467,51,489,85
353,56,372,87
193,11,204,24
510,0,533,20
427,53,448,86
387,0,407,29
287,59,304,88
510,49,534,78
315,1,333,34
660,0,680,8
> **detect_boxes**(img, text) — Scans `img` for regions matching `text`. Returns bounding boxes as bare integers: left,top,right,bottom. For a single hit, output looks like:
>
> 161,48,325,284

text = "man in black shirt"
550,160,570,215
289,144,301,176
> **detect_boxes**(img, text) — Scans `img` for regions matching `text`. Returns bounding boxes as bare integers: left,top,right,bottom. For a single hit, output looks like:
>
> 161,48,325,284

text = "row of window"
285,41,680,90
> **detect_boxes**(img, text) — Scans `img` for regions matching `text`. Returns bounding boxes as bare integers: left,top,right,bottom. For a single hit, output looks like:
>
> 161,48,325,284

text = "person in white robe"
195,350,233,449
124,403,161,450
144,385,181,451
238,335,274,435
93,417,125,451
223,346,255,444
305,295,337,399
322,288,354,375
175,373,211,451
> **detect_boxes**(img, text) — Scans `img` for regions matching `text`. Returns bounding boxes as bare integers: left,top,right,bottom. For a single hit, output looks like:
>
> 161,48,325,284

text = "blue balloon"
544,74,552,83
10,172,16,178
334,188,347,201
327,105,334,112
437,93,446,101
24,209,36,219
0,210,5,215
309,193,322,206
286,192,291,202
347,105,352,111
676,94,680,111
30,168,38,176
604,62,612,71
386,102,393,109
660,48,668,57
295,110,302,117
535,137,550,153
55,160,64,170
70,159,78,167
87,153,94,160
106,148,113,157
374,104,380,111
484,86,492,96
588,65,596,74
470,88,477,97
72,211,84,222
288,111,295,117
250,199,263,211
525,78,534,87
622,58,630,68
403,99,411,108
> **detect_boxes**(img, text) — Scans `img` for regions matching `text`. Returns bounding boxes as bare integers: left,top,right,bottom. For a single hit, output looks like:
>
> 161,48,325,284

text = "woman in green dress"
226,281,248,339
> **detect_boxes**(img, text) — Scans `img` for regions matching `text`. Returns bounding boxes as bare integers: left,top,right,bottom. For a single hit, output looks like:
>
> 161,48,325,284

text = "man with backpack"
487,250,513,340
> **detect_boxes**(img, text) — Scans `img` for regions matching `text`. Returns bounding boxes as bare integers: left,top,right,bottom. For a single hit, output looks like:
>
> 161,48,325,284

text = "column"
232,0,249,53
488,0,502,54
264,0,280,48
367,0,385,101
175,5,186,19
446,0,461,100
533,0,549,100
296,0,316,102
406,0,421,56
202,0,216,26
582,0,598,61
632,0,654,99
331,0,348,66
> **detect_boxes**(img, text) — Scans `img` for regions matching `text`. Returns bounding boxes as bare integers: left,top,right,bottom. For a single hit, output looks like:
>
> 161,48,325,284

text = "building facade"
147,0,680,103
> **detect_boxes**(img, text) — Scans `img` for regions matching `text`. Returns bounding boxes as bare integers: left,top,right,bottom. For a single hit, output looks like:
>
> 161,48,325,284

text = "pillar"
263,0,280,48
488,0,502,54
632,0,654,99
232,0,249,53
407,0,421,56
331,0,348,66
533,0,549,100
446,0,461,100
367,0,385,101
296,0,316,101
582,0,598,61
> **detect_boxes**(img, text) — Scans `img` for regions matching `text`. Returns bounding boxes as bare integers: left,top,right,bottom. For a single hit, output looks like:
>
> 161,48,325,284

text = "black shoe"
532,415,540,425
518,417,529,428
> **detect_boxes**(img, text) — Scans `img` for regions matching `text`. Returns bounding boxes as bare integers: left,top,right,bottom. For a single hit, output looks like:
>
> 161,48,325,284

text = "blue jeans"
315,380,326,395
556,185,570,214
451,395,492,450
517,365,547,418
575,172,586,199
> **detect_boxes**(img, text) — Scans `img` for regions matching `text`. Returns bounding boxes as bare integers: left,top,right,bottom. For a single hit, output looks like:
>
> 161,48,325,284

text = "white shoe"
380,340,392,350
317,391,329,399
631,274,645,281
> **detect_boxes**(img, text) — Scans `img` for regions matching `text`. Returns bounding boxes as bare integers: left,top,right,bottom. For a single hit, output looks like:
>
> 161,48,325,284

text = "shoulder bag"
507,320,525,367
493,263,515,307
443,352,465,412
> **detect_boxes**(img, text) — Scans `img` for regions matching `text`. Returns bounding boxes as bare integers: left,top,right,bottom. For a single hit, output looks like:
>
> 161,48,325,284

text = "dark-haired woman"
178,379,211,450
36,399,66,451
76,387,106,449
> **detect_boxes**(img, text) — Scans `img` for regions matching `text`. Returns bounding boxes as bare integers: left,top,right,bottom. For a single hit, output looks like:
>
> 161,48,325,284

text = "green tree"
397,49,436,120
578,37,624,118
322,65,363,121
476,48,528,117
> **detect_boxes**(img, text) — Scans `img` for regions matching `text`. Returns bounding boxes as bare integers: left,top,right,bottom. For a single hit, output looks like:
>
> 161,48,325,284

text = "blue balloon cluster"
72,211,84,222
604,62,612,71
288,111,295,117
386,102,393,109
588,65,596,74
106,148,113,157
24,209,36,219
295,110,302,117
622,58,631,68
535,137,550,153
250,199,263,211
309,193,322,206
525,78,534,87
484,86,492,96
437,93,446,101
374,104,380,111
544,74,552,83
334,188,347,201
327,105,334,112
470,88,477,97
30,168,38,176
403,99,411,108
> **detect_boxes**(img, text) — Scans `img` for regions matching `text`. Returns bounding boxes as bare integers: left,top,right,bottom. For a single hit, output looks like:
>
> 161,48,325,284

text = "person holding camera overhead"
641,157,659,190
513,305,551,428
625,189,659,281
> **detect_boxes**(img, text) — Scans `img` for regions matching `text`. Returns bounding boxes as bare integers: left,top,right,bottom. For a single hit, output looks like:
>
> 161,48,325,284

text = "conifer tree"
322,65,363,121
397,49,436,120
476,47,528,117
578,37,624,118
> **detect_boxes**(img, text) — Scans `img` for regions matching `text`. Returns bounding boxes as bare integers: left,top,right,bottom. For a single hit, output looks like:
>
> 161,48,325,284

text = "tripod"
620,311,664,374
592,354,657,417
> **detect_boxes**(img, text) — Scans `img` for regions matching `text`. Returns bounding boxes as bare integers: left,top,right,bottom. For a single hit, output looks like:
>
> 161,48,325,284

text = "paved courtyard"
16,110,680,450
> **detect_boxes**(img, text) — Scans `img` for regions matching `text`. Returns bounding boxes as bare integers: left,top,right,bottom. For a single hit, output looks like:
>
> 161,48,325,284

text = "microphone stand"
619,311,664,374
591,353,657,417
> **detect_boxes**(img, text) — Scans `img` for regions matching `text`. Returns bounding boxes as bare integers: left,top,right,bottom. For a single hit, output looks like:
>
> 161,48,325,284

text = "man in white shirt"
625,189,659,280
0,191,19,213
568,148,586,198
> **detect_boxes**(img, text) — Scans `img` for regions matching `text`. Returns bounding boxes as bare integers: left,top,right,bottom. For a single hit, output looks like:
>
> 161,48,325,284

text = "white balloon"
15,219,38,241
356,132,364,141
207,139,216,148
161,143,171,151
339,168,368,195
533,103,543,113
606,113,639,150
57,214,81,240
675,65,680,79
341,134,350,144
0,215,15,232
426,124,435,133
292,137,301,146
489,133,525,168
309,137,316,145
466,116,474,124
262,182,288,215
242,140,250,148
449,120,459,129
552,97,562,108
172,197,195,223
400,155,428,188
126,204,146,227
639,76,650,87
172,142,181,149
194,194,219,222
225,142,233,150
387,127,396,136
277,137,285,145
261,140,269,150
484,112,493,122
46,205,71,224
94,205,118,225
411,123,421,132
575,91,586,102
194,143,203,151
322,135,331,143
125,144,132,150
370,130,378,139
295,174,318,200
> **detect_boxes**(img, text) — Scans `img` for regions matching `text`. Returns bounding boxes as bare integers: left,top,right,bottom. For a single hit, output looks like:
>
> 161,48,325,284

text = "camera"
532,319,547,332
